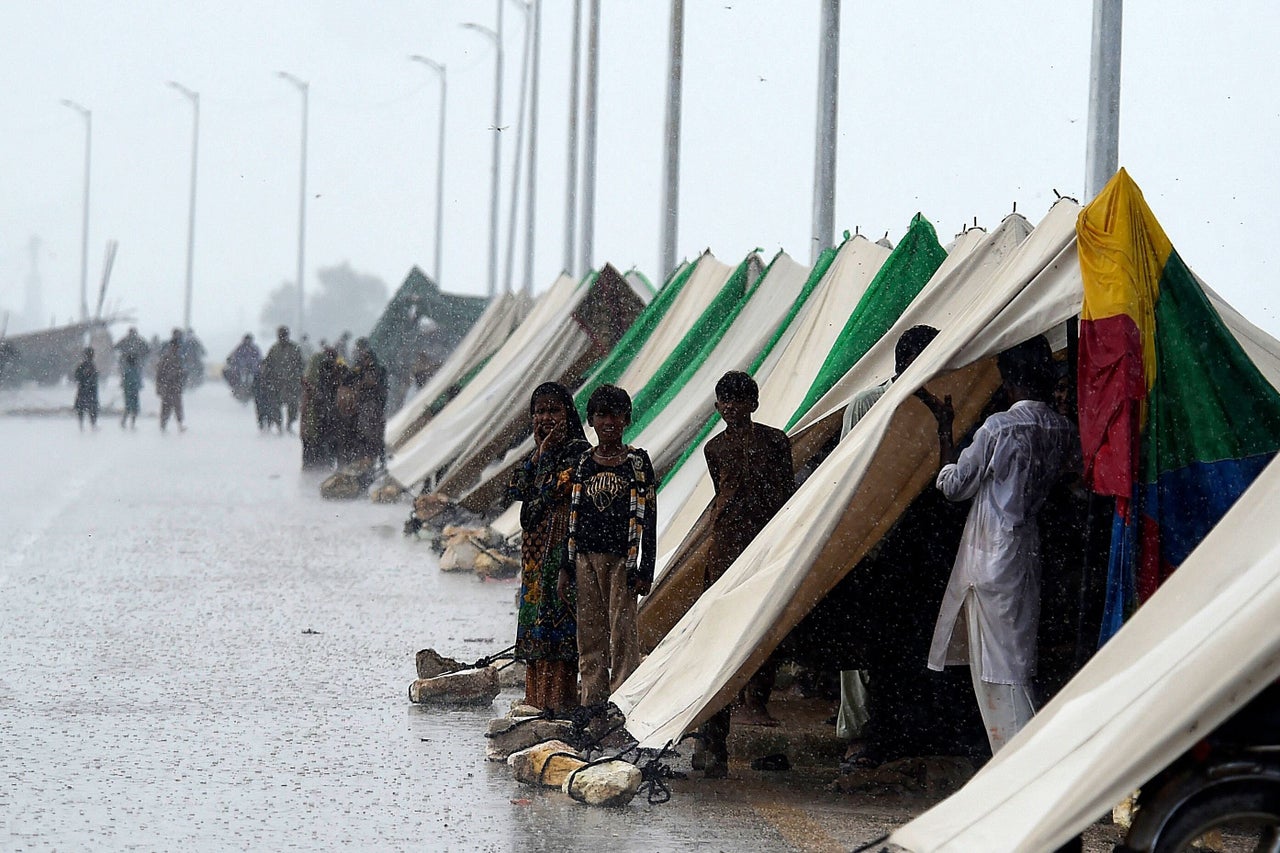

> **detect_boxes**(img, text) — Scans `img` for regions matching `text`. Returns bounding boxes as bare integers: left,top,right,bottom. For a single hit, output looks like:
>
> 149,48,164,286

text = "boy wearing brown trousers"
562,384,657,709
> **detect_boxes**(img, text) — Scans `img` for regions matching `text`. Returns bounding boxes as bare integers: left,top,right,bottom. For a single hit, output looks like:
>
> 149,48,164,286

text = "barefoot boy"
698,371,794,776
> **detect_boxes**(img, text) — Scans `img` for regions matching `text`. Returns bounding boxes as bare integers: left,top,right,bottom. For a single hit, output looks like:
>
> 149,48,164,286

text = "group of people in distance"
506,330,1078,779
225,326,306,435
71,327,196,432
225,326,388,470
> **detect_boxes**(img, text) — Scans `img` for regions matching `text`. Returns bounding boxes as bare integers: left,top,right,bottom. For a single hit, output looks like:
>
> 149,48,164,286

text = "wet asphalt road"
0,385,840,852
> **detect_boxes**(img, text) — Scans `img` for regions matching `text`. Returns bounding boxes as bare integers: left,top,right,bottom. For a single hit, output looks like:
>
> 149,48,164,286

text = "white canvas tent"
652,234,894,555
636,216,1029,650
613,196,1280,759
607,252,740,397
387,273,579,489
456,252,742,528
385,291,530,450
386,268,646,493
888,451,1280,852
627,252,813,475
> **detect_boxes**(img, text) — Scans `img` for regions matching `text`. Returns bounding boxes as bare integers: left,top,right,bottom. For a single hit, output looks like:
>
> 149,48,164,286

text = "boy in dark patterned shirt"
563,385,656,708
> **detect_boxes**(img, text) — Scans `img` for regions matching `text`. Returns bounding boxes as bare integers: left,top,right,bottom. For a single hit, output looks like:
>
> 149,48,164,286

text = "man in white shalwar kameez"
918,335,1078,755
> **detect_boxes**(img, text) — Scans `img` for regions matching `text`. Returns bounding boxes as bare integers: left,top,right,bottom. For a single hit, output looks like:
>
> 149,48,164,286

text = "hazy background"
3,1,1278,358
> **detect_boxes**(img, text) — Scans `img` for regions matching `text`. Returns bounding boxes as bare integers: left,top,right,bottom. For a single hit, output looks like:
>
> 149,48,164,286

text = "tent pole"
1067,317,1097,667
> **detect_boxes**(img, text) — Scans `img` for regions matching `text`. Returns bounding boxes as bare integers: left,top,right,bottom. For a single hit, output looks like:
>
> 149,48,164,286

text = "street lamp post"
523,0,542,297
168,82,199,331
410,55,448,286
61,99,91,322
579,0,600,277
810,0,840,262
502,0,531,296
660,0,685,282
563,0,583,278
278,72,309,335
1084,0,1123,200
463,3,504,300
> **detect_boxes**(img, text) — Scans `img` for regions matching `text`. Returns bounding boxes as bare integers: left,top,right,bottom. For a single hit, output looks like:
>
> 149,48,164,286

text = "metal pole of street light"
660,0,685,282
579,0,600,277
563,0,582,278
169,82,200,331
61,99,91,321
1084,0,1123,200
811,0,839,263
502,0,531,295
523,0,541,297
462,9,504,300
410,55,448,286
278,72,309,335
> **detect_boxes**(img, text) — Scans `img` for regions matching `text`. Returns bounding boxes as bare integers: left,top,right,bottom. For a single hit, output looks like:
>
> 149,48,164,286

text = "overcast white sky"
3,1,1279,356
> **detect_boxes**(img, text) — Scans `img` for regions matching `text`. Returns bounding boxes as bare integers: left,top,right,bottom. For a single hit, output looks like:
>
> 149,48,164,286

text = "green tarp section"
785,214,947,429
1144,250,1280,477
661,244,841,486
367,266,487,367
624,254,770,442
574,260,699,414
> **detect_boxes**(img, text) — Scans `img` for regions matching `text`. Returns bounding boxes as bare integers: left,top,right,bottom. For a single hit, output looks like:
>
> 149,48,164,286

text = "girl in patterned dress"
506,382,591,712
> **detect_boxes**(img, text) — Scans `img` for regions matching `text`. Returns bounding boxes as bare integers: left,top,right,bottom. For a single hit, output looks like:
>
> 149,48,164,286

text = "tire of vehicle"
1150,784,1280,853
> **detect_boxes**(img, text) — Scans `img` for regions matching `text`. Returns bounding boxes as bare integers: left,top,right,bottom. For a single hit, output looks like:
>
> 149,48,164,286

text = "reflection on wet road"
0,387,801,850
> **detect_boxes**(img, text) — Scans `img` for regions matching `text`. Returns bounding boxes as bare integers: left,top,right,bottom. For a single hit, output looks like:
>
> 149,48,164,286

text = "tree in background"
259,261,389,343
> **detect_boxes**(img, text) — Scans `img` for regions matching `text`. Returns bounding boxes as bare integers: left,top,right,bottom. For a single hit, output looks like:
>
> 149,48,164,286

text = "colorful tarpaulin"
1078,169,1280,642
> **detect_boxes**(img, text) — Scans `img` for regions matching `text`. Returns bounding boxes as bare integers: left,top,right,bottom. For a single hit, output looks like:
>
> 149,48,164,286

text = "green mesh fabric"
784,213,946,430
573,260,699,415
624,253,770,441
660,244,840,487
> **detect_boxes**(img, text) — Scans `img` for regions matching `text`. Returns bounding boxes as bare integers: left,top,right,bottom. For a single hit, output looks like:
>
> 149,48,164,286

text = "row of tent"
384,170,1280,851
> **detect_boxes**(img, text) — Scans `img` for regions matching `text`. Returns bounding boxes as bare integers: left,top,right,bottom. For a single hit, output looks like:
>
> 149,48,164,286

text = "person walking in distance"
155,329,188,432
261,326,305,434
120,351,142,429
72,347,99,430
